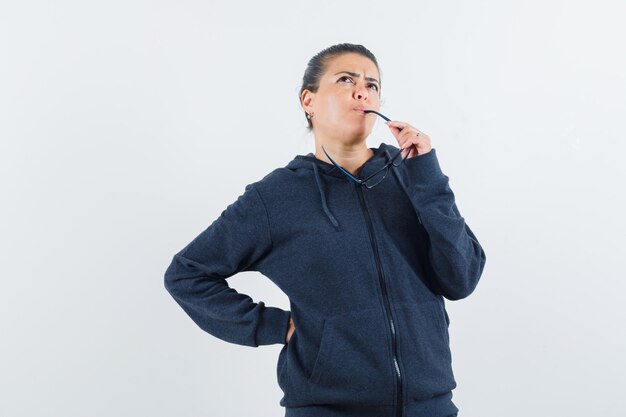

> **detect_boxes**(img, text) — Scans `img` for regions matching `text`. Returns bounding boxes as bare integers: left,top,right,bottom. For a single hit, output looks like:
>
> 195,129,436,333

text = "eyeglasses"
321,144,410,189
321,108,410,189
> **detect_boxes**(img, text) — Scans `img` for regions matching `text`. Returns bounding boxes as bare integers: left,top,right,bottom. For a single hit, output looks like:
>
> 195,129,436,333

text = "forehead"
323,53,379,79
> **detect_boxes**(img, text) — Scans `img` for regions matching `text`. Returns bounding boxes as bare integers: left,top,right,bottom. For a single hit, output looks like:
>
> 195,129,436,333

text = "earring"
306,112,314,119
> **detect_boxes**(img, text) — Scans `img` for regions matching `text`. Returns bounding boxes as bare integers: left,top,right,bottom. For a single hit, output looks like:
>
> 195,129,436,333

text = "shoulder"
254,166,291,186
243,166,297,199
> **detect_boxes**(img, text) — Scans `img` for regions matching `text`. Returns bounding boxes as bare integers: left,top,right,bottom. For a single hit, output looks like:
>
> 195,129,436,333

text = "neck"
314,142,374,176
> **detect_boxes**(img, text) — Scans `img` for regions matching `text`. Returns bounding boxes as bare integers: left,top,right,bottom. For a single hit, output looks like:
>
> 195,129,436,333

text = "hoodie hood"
285,142,399,229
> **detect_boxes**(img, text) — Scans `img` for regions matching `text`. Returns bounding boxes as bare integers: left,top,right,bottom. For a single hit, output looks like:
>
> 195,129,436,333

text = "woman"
164,43,486,417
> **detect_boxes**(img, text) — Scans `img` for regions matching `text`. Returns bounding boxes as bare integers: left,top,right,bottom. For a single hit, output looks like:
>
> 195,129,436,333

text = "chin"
327,121,371,140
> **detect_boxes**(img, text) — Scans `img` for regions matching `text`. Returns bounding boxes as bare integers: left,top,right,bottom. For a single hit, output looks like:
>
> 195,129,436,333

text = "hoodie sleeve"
164,183,291,347
402,148,486,300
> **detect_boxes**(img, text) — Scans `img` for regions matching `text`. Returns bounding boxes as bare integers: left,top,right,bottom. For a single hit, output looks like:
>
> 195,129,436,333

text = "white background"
1,1,625,416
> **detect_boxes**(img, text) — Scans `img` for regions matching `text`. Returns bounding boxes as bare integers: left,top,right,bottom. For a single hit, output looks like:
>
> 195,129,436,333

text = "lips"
354,106,368,112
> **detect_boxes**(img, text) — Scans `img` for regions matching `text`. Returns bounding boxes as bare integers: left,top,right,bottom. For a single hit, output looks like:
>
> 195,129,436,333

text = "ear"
301,89,315,113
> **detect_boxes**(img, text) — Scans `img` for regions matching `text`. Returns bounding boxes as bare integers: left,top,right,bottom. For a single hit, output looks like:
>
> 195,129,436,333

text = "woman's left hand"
386,121,432,158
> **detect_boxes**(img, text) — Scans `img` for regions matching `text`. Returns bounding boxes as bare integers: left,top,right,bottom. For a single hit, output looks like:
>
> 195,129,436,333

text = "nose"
353,82,369,101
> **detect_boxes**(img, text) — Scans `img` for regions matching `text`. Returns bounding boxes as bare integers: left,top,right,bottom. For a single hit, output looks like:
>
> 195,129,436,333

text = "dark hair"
299,43,381,131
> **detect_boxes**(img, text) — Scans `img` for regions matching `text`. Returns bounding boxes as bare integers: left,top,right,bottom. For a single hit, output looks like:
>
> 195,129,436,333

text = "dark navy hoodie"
164,143,486,417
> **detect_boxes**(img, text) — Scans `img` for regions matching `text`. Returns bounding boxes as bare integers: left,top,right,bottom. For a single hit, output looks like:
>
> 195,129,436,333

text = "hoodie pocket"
277,327,320,407
307,308,396,405
397,300,457,402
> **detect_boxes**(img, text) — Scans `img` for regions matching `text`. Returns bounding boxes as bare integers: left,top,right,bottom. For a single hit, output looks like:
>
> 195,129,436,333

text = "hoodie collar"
285,143,397,229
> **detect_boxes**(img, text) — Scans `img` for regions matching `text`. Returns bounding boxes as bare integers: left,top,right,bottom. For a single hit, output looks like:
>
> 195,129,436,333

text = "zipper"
355,184,404,417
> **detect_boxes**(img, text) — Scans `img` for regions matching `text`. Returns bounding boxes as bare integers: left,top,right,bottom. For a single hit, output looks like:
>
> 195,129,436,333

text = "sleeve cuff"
403,148,446,183
256,305,291,346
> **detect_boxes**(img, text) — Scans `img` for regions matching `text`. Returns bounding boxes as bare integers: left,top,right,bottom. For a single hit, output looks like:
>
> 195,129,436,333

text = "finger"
387,124,402,134
397,132,412,150
400,141,413,158
386,120,409,128
401,140,417,158
388,122,416,137
393,123,418,142
401,137,415,150
387,125,402,141
399,129,419,148
389,121,422,137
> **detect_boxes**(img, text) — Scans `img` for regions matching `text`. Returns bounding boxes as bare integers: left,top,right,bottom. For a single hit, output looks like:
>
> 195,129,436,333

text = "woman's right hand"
285,317,296,344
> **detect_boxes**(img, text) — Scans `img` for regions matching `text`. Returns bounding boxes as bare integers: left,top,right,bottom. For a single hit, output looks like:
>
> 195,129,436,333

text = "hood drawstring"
311,161,340,229
308,147,394,230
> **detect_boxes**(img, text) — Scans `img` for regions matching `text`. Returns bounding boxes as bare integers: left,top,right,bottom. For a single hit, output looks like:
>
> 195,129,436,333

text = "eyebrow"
334,71,380,85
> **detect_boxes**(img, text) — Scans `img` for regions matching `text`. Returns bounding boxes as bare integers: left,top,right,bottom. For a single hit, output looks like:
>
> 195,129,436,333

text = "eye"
338,75,354,84
338,76,379,93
